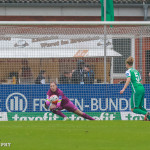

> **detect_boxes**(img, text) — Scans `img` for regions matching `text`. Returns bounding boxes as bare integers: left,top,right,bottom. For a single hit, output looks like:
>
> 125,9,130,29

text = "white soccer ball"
50,95,59,102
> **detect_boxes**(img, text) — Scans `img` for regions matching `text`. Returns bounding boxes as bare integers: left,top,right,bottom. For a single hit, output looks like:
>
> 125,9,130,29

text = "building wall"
0,16,144,21
0,6,145,21
0,6,147,17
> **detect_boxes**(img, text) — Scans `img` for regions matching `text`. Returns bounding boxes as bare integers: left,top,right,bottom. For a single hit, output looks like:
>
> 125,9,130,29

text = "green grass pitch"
0,121,149,150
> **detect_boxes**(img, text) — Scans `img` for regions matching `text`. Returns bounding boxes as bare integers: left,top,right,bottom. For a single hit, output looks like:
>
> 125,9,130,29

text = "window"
113,38,131,73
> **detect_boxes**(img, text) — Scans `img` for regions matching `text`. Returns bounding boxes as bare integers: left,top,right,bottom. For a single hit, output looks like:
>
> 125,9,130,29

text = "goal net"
0,21,150,121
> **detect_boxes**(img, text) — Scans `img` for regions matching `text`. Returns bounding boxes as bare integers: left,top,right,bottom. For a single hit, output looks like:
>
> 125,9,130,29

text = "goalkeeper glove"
44,102,49,110
45,100,50,110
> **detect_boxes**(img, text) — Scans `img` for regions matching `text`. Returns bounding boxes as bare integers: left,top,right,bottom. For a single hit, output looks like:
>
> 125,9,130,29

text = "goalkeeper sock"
133,108,147,115
52,109,66,118
82,113,95,120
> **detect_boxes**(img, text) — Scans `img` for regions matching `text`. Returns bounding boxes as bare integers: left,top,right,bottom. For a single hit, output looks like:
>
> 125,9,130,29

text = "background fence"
0,21,150,120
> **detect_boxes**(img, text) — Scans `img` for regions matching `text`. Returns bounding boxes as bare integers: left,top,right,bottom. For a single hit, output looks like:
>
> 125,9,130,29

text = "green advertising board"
0,112,145,121
7,112,121,121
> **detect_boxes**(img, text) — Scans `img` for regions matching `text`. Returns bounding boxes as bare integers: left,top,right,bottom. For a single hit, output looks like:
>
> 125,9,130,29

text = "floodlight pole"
104,0,107,84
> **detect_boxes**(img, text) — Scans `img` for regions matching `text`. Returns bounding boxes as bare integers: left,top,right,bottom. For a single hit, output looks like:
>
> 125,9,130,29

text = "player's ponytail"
126,56,134,66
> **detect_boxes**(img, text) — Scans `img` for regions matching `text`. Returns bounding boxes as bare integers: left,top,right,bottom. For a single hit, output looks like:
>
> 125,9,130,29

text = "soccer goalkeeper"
120,56,150,121
45,81,95,120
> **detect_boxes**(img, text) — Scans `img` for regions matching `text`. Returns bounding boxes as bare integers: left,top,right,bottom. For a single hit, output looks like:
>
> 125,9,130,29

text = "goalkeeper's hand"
54,107,59,111
52,100,62,111
44,100,50,110
44,102,49,110
54,105,63,111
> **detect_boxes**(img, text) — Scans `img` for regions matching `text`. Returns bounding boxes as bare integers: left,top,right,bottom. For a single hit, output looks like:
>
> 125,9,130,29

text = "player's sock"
82,113,95,120
133,108,147,115
140,107,147,113
52,109,67,118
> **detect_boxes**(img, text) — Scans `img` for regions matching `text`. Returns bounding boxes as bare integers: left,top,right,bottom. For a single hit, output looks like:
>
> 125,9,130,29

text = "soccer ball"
50,95,59,104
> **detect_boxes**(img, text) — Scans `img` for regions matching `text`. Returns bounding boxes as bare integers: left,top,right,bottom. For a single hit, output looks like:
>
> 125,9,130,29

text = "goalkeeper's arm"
56,99,62,108
45,95,51,110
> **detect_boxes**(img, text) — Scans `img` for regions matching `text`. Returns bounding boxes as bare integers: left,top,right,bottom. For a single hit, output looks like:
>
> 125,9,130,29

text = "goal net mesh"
0,23,150,121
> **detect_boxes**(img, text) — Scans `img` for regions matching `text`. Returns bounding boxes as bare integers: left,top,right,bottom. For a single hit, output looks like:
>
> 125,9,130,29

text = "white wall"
0,6,148,17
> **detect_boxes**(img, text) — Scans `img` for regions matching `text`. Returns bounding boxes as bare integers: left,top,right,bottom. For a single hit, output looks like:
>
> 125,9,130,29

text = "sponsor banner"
0,112,146,121
0,112,8,121
121,112,145,120
0,37,120,58
7,112,121,121
0,84,150,112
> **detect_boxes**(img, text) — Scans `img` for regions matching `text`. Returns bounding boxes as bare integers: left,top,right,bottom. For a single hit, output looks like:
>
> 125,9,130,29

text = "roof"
0,0,149,7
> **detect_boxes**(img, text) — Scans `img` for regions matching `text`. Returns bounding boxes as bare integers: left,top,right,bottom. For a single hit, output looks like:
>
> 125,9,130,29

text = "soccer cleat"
144,115,148,121
147,112,150,121
63,117,69,121
144,112,150,121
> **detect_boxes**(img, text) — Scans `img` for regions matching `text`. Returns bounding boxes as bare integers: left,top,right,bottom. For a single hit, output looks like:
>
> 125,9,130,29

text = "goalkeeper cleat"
63,117,69,121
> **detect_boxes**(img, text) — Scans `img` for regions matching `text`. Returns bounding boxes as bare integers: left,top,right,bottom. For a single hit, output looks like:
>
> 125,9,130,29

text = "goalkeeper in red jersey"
45,81,95,120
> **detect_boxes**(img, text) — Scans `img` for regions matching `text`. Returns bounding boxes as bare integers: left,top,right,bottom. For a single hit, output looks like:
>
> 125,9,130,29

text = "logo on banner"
14,40,29,48
74,50,88,57
6,93,28,112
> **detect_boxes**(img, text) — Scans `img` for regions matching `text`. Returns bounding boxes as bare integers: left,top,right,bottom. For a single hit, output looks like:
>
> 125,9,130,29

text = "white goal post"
0,21,150,25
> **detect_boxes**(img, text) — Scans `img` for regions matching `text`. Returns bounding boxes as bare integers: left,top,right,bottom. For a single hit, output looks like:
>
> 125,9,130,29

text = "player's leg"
132,87,147,115
132,108,147,115
139,91,147,113
145,112,150,121
74,109,95,120
139,90,150,121
50,104,67,118
63,101,95,120
139,96,149,121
